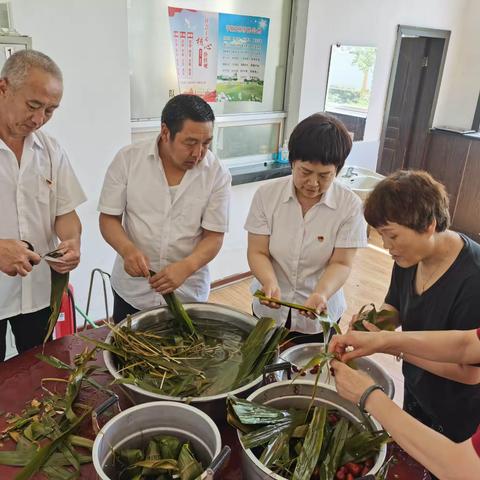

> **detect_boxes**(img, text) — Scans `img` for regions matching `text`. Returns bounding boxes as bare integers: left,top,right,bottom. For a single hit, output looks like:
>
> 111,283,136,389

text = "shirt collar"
281,175,338,209
31,132,45,150
0,132,43,152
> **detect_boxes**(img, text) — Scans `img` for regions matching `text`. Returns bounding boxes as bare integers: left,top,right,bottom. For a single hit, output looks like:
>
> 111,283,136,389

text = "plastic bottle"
280,139,289,164
274,143,282,162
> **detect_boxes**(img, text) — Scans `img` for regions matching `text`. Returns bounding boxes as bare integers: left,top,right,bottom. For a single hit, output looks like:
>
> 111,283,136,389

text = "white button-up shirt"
245,176,367,333
0,131,87,320
98,137,231,310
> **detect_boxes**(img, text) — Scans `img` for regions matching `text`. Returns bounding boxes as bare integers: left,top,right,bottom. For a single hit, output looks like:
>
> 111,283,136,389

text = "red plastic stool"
54,283,76,339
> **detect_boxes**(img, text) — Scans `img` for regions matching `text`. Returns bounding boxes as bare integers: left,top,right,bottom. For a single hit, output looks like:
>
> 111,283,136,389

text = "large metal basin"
103,303,272,421
239,381,387,479
92,401,221,479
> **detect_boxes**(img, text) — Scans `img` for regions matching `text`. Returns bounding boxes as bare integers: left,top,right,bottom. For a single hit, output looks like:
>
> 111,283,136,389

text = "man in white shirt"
0,50,86,360
99,94,231,323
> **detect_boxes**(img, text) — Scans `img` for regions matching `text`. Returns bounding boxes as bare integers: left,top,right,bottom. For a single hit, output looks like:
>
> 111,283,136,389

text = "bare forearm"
366,390,478,480
403,354,480,384
247,251,278,288
54,211,81,242
183,231,224,274
314,262,351,299
99,213,135,258
381,330,480,364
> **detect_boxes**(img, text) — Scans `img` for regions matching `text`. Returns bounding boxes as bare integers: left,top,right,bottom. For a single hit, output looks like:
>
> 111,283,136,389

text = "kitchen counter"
0,328,430,479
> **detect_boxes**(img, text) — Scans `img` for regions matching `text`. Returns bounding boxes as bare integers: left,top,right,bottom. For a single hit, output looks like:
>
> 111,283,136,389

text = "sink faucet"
343,167,358,178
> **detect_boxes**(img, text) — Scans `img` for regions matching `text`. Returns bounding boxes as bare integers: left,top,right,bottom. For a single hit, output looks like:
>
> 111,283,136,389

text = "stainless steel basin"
103,303,273,421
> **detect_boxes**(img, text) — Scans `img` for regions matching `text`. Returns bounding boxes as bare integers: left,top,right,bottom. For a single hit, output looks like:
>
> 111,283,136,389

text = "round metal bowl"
239,381,387,480
103,303,274,420
93,401,221,479
275,342,395,399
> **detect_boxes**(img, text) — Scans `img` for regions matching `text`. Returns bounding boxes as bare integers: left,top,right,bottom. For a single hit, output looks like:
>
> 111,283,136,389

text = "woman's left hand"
301,292,328,319
331,359,375,404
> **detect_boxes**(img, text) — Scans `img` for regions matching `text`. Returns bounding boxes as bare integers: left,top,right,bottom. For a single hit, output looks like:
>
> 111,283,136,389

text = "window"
128,0,292,166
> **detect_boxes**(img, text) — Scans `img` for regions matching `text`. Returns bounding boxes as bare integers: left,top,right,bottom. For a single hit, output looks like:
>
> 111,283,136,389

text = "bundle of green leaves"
112,435,203,480
88,314,288,399
228,397,390,480
352,304,397,332
0,348,109,479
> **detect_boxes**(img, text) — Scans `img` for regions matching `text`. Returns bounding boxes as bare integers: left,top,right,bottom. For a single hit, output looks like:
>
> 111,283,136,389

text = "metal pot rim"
239,380,387,478
103,302,268,402
92,400,222,479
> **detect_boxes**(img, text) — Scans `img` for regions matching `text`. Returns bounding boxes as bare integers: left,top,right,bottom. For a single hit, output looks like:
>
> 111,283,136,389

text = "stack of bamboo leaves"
227,397,390,480
112,435,203,480
89,305,288,398
0,347,108,479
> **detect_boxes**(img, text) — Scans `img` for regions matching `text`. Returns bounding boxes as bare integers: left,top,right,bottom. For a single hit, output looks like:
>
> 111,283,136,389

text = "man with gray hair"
0,50,86,360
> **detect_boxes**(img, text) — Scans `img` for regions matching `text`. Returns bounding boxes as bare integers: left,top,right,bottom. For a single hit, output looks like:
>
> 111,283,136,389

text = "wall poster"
168,7,270,102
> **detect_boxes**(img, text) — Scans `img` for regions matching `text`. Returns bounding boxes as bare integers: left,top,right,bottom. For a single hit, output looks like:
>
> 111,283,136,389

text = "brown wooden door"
378,37,427,175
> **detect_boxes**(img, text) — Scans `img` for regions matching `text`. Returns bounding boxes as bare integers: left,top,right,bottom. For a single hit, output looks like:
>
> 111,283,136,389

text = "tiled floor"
208,232,405,405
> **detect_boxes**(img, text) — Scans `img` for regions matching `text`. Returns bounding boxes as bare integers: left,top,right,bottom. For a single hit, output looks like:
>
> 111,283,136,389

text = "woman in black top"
362,170,480,444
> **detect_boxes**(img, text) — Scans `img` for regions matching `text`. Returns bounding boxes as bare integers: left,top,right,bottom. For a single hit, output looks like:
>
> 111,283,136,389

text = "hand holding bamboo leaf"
253,290,331,323
352,304,397,332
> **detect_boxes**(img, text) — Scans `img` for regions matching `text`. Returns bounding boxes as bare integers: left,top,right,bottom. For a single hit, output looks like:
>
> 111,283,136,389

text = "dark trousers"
404,387,441,480
112,289,140,325
284,309,337,344
0,307,52,361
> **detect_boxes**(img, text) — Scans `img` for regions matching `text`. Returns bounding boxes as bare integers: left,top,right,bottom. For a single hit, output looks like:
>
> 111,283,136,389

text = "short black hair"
161,94,215,139
288,113,352,172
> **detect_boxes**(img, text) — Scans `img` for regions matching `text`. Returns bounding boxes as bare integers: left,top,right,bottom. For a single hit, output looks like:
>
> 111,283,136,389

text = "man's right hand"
121,245,150,278
0,239,41,277
259,282,282,309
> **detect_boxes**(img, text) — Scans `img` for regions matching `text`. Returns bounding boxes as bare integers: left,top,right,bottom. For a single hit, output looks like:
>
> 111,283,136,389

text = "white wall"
435,0,480,129
10,0,131,320
298,0,472,168
209,180,270,281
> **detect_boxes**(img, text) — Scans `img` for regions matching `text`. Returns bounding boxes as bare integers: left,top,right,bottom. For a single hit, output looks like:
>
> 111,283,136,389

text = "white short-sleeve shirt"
98,137,231,309
0,131,87,320
244,176,367,333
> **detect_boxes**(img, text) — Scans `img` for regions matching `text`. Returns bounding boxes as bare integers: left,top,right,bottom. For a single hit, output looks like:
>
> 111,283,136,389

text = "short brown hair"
364,170,450,232
288,113,352,172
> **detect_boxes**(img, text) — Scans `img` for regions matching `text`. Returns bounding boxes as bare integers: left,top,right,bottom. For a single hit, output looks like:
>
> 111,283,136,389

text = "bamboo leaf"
259,431,289,468
292,407,327,480
14,407,91,480
178,443,203,480
254,290,326,315
44,270,69,344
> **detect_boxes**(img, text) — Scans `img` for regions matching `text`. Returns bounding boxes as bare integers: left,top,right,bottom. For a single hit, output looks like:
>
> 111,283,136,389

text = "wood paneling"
423,131,470,217
423,130,480,243
450,140,480,243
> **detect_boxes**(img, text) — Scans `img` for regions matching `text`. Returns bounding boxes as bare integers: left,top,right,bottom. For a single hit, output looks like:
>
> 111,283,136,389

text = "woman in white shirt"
245,113,367,341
